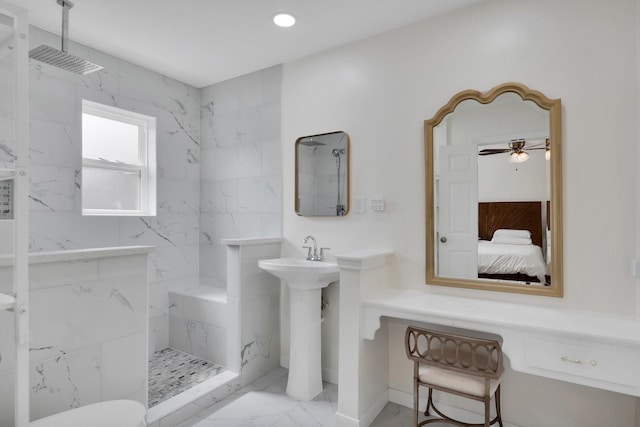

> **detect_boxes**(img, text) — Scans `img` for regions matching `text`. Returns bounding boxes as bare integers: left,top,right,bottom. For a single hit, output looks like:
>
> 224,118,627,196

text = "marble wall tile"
168,286,228,365
199,66,282,291
200,179,237,214
237,176,281,213
30,346,101,421
100,332,148,402
29,118,81,169
150,280,172,322
0,310,15,373
200,65,282,116
223,240,281,386
29,69,79,126
150,315,169,356
241,297,279,343
148,246,199,283
29,274,147,362
198,245,224,286
28,212,121,253
0,370,14,426
261,213,282,238
118,215,197,249
261,139,282,177
29,259,99,290
211,212,264,240
98,254,148,280
225,296,242,374
156,141,200,182
201,143,263,182
206,325,227,366
157,179,200,214
239,242,283,260
29,166,77,213
169,317,209,362
183,295,227,329
0,249,149,426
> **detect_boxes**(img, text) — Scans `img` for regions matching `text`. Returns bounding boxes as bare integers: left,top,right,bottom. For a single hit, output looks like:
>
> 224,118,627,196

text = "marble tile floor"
174,367,450,427
149,348,226,407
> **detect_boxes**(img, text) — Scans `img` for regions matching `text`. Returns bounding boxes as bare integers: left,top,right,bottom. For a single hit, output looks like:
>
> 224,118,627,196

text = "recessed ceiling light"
273,13,296,28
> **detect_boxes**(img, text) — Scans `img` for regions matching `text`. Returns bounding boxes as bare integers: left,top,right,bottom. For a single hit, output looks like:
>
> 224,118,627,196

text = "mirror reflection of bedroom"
425,82,562,297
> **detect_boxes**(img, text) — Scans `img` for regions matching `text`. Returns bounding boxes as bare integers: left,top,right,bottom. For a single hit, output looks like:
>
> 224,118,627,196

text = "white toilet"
30,400,146,427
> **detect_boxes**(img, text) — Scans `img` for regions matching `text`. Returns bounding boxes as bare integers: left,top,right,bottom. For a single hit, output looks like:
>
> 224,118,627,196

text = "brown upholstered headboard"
478,201,543,248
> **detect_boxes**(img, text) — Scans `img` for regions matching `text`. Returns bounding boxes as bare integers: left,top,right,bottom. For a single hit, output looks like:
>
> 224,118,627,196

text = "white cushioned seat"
419,364,501,397
406,326,504,426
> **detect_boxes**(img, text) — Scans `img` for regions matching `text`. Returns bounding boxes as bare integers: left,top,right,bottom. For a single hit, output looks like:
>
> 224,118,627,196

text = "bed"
477,201,550,285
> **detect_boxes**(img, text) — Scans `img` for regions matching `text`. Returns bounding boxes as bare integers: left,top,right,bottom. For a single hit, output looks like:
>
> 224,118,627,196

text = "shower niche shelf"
0,168,13,220
0,292,16,310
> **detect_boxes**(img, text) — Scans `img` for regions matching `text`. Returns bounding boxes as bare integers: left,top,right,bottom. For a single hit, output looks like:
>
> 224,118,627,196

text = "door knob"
440,237,447,243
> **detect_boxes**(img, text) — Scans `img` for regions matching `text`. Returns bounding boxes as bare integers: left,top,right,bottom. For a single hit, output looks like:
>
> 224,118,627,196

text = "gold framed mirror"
425,82,563,297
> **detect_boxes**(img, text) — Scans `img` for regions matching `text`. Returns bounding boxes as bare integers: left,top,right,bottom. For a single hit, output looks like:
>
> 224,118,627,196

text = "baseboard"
335,388,388,427
387,388,520,427
280,355,289,369
334,412,360,427
279,356,338,385
361,388,389,426
322,366,339,385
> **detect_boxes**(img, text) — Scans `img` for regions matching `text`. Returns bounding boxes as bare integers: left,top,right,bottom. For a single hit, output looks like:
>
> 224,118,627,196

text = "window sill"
82,209,156,217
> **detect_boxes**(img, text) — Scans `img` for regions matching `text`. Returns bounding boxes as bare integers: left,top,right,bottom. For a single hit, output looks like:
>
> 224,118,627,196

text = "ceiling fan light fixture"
509,151,529,163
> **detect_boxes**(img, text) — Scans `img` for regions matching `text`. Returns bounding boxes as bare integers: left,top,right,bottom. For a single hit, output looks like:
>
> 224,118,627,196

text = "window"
81,100,156,216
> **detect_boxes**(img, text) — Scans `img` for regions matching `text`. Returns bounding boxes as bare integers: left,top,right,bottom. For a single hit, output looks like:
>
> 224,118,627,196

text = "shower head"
29,45,103,75
299,138,326,147
29,0,104,75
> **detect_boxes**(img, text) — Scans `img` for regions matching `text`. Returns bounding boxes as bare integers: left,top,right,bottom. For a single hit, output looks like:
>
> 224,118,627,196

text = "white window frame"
81,100,156,216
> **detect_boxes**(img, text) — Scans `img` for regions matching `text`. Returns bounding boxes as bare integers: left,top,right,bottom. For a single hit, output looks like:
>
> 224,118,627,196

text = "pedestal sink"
258,257,339,400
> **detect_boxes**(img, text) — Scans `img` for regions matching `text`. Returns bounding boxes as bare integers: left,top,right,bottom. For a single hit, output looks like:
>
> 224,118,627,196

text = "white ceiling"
5,0,482,88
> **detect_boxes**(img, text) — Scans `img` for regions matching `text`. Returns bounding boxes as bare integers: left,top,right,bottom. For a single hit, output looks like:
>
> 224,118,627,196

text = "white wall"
281,0,638,425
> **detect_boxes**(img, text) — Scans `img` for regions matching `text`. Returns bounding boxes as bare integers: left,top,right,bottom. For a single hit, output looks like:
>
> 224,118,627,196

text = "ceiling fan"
478,138,549,163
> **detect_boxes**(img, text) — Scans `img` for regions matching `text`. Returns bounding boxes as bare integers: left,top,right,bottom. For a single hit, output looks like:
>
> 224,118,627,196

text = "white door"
437,144,478,279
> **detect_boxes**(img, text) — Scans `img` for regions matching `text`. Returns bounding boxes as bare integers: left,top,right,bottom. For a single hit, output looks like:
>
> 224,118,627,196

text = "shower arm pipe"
58,0,74,53
336,156,341,204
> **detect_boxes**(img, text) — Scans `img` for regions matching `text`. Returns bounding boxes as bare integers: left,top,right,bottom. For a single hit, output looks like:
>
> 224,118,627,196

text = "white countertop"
362,288,640,397
364,288,640,345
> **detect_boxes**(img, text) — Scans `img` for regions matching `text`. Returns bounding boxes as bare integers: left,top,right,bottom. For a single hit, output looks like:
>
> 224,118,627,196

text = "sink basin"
258,257,339,289
258,257,340,401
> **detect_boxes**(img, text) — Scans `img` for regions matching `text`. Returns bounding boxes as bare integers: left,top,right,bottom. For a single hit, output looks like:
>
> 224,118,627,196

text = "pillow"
493,229,531,239
491,236,532,245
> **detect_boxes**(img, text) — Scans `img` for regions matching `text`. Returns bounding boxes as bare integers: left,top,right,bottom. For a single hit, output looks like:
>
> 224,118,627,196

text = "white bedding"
478,240,548,284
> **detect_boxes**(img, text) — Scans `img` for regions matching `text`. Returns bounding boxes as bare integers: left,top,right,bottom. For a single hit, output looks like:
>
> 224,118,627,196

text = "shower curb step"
147,369,239,425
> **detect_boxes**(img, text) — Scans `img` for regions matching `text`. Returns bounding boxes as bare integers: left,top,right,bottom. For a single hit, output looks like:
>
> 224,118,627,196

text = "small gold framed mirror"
295,131,350,217
425,82,563,297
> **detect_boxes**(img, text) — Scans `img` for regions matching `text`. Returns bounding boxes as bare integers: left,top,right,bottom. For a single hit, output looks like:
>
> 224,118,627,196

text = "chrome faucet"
303,235,329,261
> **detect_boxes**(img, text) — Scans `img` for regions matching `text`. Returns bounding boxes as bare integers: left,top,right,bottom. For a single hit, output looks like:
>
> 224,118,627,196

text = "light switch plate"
370,195,385,212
